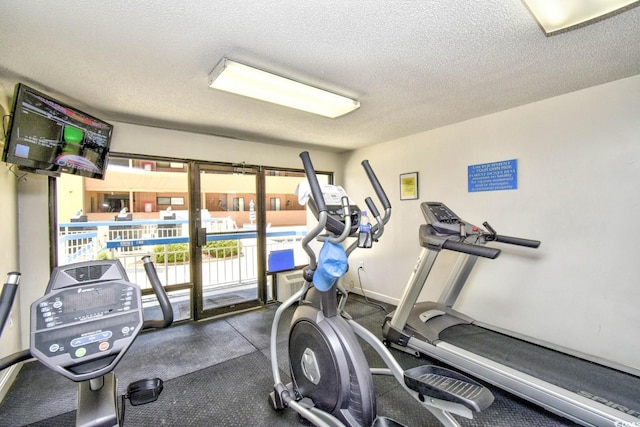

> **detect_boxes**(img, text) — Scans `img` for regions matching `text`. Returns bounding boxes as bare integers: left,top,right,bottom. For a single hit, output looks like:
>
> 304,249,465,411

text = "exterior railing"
58,219,307,291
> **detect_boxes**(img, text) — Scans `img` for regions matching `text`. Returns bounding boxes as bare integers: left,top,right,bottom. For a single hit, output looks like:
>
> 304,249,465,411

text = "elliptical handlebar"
361,160,391,236
300,151,327,213
364,197,380,219
325,196,352,244
361,160,390,211
299,152,331,270
364,197,385,239
298,151,393,272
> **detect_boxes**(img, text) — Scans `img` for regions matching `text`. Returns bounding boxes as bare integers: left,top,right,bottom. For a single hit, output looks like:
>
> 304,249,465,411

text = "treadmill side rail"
414,339,640,427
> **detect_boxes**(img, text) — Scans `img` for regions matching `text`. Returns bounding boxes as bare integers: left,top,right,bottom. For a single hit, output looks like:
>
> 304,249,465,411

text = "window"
157,197,184,206
56,154,191,319
233,197,245,211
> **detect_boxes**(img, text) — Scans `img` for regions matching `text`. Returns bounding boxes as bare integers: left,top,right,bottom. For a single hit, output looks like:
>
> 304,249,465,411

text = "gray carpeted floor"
0,294,578,426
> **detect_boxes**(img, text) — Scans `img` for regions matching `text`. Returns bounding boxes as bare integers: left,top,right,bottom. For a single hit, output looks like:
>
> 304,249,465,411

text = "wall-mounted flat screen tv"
2,83,113,179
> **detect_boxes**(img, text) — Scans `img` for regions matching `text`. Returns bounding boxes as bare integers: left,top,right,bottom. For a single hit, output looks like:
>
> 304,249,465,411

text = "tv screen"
2,83,113,179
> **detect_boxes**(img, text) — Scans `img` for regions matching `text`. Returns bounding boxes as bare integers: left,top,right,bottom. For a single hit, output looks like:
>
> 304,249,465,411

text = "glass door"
191,162,264,318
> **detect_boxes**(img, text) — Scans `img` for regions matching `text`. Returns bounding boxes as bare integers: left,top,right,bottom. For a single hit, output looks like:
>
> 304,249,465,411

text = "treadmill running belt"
439,324,640,420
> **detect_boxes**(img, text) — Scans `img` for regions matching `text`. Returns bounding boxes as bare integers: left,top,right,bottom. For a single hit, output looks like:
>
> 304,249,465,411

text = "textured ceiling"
0,1,639,152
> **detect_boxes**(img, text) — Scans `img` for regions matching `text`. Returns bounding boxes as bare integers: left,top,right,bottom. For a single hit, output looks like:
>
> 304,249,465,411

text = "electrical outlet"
359,261,364,269
349,280,355,289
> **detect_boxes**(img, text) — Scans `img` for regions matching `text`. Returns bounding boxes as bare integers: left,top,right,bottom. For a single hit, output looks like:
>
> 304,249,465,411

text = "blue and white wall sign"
468,159,518,192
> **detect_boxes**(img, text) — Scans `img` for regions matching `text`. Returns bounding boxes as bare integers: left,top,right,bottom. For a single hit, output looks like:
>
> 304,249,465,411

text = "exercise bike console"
30,260,143,382
2,257,172,427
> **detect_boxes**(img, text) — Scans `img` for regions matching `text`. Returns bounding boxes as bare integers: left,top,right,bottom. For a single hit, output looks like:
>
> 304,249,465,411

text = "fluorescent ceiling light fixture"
208,58,359,118
522,0,640,35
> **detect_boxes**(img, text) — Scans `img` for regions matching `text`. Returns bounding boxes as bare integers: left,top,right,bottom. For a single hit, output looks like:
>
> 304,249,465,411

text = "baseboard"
347,287,399,306
0,363,22,404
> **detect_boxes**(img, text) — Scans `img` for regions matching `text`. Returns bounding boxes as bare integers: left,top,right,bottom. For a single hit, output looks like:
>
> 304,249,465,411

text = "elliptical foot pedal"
126,378,164,406
404,366,494,412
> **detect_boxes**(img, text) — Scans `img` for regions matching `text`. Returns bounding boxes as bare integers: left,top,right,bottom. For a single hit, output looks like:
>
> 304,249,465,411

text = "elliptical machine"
0,256,173,427
269,152,494,427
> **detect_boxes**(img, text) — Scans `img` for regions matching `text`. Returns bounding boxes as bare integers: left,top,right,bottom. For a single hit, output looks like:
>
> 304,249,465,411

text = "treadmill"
382,201,640,427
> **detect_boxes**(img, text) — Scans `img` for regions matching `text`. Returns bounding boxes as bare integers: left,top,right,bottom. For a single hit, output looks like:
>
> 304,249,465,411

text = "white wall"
16,175,52,347
110,122,344,182
342,74,640,371
0,96,21,400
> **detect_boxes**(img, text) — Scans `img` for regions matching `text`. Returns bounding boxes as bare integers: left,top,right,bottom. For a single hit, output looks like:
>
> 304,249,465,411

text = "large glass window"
56,156,191,320
55,155,331,321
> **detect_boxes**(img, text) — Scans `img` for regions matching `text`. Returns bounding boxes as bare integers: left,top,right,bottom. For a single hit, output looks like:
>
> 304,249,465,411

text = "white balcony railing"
58,218,307,291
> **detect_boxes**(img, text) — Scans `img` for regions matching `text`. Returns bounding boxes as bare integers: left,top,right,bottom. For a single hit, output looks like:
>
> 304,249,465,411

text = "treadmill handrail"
442,239,501,259
489,233,541,248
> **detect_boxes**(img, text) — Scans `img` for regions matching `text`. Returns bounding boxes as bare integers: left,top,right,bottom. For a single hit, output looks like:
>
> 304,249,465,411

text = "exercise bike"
0,255,173,427
269,151,494,427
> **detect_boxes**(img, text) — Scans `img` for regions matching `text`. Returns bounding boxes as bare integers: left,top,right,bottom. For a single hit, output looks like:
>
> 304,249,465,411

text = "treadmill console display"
421,202,481,236
423,202,461,225
30,278,143,381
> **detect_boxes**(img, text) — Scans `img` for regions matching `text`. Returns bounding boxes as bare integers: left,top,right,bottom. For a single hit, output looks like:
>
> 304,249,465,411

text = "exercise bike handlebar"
0,272,20,336
142,256,174,329
442,239,501,259
0,275,25,373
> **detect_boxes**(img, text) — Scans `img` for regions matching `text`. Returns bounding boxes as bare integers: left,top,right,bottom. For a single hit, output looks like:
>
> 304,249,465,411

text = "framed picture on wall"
400,172,418,200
